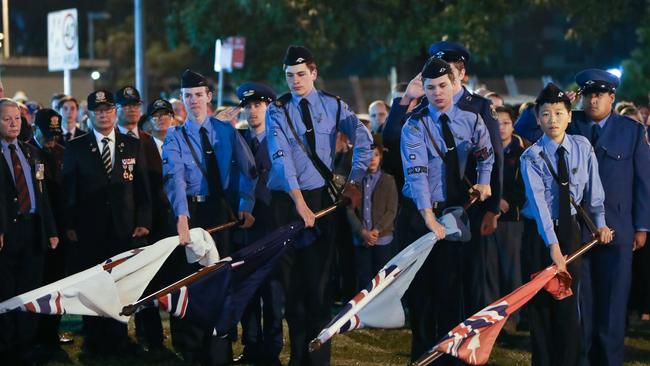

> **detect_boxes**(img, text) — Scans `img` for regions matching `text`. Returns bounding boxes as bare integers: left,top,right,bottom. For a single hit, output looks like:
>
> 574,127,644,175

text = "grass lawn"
43,312,650,365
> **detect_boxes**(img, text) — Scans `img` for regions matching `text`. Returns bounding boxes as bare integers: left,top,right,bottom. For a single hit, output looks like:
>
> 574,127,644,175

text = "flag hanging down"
310,207,470,350
148,220,311,334
418,265,572,365
0,228,217,322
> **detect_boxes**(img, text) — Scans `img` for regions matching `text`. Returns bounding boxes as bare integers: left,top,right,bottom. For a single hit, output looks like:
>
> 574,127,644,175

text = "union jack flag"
156,286,189,318
21,292,65,315
419,266,565,365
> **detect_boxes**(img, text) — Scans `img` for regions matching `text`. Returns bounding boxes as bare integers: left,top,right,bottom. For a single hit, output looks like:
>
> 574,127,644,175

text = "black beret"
283,45,314,66
535,83,571,107
87,90,115,111
34,109,63,138
575,68,620,95
147,99,174,117
421,57,452,79
428,41,471,63
115,86,142,106
236,82,276,107
181,69,209,89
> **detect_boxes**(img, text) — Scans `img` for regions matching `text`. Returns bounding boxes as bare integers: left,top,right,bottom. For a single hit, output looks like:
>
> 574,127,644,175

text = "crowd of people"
0,41,649,366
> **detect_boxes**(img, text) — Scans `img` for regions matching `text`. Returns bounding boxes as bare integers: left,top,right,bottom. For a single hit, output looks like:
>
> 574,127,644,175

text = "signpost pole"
63,69,71,95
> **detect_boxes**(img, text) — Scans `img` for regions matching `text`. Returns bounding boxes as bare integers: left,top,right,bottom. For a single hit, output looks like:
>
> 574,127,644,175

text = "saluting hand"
401,73,424,105
177,215,191,245
216,106,241,122
239,211,255,229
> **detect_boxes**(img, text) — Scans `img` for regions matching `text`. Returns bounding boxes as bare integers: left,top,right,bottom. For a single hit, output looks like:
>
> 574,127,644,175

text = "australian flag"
152,220,309,333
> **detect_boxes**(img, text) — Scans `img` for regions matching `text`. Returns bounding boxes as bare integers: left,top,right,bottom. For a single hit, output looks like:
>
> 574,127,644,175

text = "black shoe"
58,333,74,345
233,353,258,365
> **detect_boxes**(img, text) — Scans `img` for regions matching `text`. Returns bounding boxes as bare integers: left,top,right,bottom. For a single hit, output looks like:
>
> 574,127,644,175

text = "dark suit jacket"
0,141,57,250
60,128,87,146
36,142,66,232
63,130,152,246
141,133,174,241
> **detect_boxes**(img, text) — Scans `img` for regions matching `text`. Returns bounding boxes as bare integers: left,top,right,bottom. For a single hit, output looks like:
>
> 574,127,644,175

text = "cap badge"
154,100,166,107
125,87,135,96
585,80,595,85
295,57,304,63
49,116,60,128
243,90,255,97
435,51,445,58
95,91,106,102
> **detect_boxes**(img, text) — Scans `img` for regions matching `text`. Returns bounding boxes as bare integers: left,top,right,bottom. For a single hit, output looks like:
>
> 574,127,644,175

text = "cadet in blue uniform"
383,41,504,314
520,83,613,366
232,82,283,366
162,69,258,366
400,58,494,362
515,70,650,366
266,45,372,365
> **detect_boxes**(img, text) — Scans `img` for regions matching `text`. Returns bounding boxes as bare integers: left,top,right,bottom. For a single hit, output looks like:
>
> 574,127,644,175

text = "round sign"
63,13,77,51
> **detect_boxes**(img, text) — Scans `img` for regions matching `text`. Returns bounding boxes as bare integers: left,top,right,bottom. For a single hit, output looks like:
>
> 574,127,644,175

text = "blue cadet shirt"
520,134,606,246
400,104,494,210
162,116,258,218
1,140,36,213
266,88,373,192
360,170,393,246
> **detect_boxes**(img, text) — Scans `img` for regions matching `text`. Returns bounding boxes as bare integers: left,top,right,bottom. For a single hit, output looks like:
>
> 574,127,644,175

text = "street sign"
213,37,246,72
47,8,79,71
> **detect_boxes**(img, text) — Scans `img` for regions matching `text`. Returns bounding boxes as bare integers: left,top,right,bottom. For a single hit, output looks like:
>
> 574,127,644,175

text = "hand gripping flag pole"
120,198,348,317
412,229,613,366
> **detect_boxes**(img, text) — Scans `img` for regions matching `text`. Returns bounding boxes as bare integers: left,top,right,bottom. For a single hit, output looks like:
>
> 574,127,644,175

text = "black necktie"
298,98,333,181
590,124,600,146
199,127,224,198
251,136,260,155
556,146,571,244
440,114,463,205
299,98,317,153
65,132,72,142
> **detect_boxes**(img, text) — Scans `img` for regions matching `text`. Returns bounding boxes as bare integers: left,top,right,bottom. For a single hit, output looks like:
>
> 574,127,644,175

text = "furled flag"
415,265,572,365
144,220,312,333
0,228,217,321
310,207,470,351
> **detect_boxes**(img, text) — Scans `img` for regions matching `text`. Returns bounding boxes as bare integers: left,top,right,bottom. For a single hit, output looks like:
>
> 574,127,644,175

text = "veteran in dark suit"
62,90,151,355
0,98,58,364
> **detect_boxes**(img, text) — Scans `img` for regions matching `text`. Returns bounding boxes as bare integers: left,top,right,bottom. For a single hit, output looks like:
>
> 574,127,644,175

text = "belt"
187,195,208,203
552,215,576,226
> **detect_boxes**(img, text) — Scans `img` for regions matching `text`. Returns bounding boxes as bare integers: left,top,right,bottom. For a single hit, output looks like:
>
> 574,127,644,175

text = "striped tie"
127,130,136,138
101,137,112,176
8,144,31,214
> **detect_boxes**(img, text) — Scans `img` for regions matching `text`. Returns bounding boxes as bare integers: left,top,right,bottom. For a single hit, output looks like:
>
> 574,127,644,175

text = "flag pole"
411,231,612,366
206,219,242,234
120,199,350,316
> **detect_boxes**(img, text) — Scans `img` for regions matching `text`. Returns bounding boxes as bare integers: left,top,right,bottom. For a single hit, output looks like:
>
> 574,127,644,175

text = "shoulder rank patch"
405,141,422,149
407,166,428,175
490,104,498,120
473,147,493,162
272,150,284,160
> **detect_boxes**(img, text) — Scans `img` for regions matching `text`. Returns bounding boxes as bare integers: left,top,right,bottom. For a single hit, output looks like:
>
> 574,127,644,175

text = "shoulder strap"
276,94,340,198
537,149,598,233
417,109,445,159
181,126,208,177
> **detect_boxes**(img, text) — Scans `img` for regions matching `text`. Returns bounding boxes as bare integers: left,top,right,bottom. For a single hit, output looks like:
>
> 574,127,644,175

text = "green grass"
44,313,650,365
